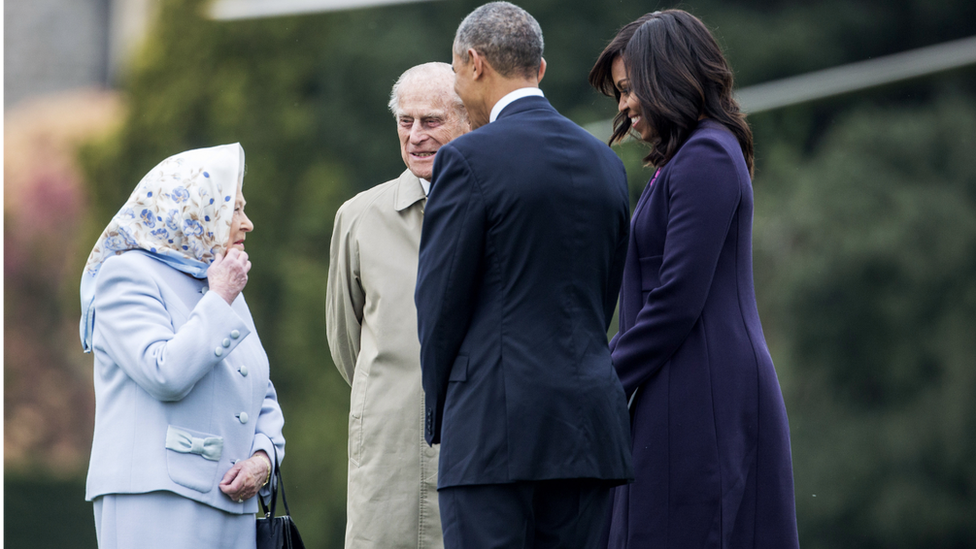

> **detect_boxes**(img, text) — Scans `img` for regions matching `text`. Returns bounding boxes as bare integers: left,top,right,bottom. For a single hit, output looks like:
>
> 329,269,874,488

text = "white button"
237,412,249,424
222,338,231,348
200,286,209,294
239,366,249,377
230,330,240,339
215,347,224,357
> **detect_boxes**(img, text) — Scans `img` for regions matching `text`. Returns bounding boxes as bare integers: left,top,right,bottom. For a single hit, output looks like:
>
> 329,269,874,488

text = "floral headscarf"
79,143,245,351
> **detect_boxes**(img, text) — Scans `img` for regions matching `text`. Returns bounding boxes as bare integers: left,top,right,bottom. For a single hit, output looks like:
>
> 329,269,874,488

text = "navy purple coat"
608,120,800,548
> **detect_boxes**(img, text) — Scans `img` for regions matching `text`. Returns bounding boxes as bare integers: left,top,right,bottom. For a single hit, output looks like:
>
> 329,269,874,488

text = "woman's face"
226,183,253,252
611,56,653,142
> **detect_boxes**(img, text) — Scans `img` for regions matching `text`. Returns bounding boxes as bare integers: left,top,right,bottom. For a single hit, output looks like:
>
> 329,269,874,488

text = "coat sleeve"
611,136,742,397
252,377,286,498
326,201,365,386
415,144,487,445
93,255,252,402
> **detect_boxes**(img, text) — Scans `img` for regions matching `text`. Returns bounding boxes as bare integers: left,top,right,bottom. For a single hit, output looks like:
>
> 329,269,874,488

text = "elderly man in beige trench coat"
326,62,469,549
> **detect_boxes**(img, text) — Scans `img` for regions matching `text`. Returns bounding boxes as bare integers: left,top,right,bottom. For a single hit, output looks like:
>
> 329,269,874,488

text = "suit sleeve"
326,202,364,386
605,162,630,332
611,137,742,397
93,256,252,402
415,144,486,445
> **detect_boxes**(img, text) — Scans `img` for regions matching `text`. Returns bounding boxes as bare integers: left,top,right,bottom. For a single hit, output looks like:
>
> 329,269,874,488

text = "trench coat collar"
394,169,427,212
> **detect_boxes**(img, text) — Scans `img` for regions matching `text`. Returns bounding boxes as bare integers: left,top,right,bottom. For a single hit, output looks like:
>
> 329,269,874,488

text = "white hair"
388,62,466,121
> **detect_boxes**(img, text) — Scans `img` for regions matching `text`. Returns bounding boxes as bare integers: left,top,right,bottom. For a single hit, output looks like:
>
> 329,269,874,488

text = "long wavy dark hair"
588,13,655,146
589,10,754,175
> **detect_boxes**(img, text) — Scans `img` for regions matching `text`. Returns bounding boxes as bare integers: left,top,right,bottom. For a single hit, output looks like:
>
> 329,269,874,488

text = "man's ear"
469,49,487,80
537,57,547,84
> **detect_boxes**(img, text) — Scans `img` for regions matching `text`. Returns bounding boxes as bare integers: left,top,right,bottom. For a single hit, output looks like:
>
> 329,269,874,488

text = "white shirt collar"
489,87,545,123
419,178,431,196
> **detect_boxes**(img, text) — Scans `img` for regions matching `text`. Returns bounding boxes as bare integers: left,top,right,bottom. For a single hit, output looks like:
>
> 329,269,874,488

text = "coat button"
239,366,249,377
237,412,249,424
230,330,240,339
222,338,231,348
215,347,224,357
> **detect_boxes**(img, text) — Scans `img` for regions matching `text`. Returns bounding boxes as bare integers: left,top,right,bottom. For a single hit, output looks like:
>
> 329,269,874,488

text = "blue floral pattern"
80,143,246,351
165,209,180,231
140,209,156,228
170,186,190,203
82,143,245,278
182,219,204,237
103,235,128,253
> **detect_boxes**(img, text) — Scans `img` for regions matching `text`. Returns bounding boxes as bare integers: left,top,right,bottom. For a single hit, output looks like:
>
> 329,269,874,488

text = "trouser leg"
533,479,614,549
440,483,532,549
439,480,614,549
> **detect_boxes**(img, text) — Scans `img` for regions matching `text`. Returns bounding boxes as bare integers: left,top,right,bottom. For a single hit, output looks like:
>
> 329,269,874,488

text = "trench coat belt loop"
165,426,224,461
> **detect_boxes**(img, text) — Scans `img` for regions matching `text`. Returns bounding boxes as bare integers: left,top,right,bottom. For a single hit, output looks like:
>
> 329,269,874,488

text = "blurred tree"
4,90,123,476
754,92,976,549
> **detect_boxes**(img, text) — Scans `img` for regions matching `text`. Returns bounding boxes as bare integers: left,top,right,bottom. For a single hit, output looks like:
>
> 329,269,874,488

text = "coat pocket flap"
164,425,222,493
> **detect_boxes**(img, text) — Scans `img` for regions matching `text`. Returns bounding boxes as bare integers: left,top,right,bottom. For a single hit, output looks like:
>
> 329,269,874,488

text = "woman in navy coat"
589,11,800,548
79,143,285,548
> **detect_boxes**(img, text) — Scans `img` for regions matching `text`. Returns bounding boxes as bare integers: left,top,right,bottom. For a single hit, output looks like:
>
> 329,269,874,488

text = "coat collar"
495,95,553,121
490,88,545,123
394,169,426,212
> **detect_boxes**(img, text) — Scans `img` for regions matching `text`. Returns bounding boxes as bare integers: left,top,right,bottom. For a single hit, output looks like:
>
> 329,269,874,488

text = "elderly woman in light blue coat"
79,143,285,548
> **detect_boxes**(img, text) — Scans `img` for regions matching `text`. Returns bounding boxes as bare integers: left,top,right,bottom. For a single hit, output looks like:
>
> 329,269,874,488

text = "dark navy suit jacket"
415,95,634,488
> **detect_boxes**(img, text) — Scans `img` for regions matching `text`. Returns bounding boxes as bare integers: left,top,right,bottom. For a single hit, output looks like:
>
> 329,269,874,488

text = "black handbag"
256,446,306,549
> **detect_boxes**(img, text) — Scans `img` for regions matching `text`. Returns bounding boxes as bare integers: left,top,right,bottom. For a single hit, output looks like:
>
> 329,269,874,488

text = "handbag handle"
259,445,292,519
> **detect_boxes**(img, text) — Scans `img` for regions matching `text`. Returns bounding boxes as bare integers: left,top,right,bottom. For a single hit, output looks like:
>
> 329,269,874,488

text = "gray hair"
453,2,544,79
388,62,466,121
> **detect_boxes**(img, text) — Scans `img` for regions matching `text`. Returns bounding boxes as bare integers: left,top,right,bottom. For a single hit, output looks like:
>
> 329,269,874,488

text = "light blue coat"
85,250,285,514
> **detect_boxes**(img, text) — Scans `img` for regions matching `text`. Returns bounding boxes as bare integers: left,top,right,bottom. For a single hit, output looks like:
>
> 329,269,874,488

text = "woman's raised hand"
207,249,252,305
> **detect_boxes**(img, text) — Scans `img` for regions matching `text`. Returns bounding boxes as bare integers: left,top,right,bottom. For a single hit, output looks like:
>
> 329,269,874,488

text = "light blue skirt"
93,491,255,549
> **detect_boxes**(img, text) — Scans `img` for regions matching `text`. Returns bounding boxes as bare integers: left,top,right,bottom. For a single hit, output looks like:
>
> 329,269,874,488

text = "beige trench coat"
326,170,442,549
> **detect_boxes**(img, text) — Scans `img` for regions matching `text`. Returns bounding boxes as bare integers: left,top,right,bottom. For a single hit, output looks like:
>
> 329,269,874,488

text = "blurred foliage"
754,93,976,548
4,91,123,478
3,478,96,549
2,0,969,547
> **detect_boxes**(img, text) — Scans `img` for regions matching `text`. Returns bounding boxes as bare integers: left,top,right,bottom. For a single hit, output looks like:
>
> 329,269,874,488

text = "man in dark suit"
414,3,634,547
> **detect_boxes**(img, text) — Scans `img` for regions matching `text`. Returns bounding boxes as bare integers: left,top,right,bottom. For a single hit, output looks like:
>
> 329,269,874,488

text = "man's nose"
410,121,429,143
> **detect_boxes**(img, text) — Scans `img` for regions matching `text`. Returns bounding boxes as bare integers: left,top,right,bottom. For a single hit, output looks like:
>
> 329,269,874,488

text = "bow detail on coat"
165,426,224,461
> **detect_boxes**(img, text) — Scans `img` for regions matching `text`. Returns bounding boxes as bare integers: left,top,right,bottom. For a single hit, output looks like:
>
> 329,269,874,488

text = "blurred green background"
5,0,976,547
